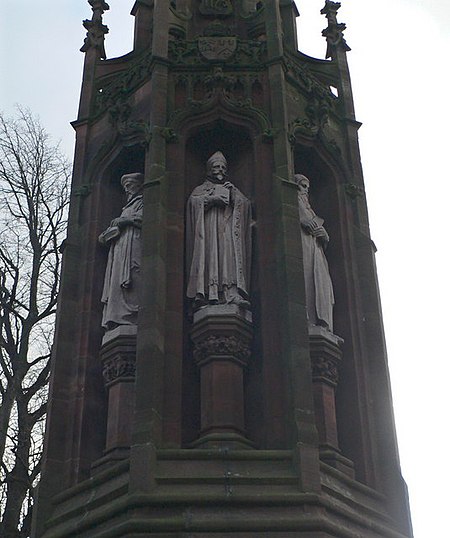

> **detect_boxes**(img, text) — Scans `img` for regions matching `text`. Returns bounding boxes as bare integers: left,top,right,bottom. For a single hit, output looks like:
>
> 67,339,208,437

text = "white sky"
1,1,450,536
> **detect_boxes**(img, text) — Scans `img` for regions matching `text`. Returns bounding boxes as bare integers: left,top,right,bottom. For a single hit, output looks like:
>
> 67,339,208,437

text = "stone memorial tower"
33,1,413,536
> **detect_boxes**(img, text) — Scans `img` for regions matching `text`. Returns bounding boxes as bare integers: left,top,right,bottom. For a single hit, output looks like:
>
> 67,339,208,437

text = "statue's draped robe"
101,194,143,328
298,192,334,331
186,180,252,302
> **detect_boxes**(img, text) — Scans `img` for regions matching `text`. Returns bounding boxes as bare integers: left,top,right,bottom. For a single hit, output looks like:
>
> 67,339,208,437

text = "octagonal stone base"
191,304,253,448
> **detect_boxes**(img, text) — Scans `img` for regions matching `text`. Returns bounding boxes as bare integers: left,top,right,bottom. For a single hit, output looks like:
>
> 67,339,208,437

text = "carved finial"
321,1,351,59
80,0,110,59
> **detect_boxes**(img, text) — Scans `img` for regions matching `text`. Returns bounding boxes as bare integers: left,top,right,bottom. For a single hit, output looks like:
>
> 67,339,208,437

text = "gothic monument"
33,1,413,537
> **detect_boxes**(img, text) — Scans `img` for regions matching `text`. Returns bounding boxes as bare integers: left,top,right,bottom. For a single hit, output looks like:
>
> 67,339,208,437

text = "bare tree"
0,108,70,537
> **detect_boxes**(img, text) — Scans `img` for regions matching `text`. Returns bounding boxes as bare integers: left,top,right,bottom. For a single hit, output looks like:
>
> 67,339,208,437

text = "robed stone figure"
186,152,252,309
99,173,144,330
295,173,335,332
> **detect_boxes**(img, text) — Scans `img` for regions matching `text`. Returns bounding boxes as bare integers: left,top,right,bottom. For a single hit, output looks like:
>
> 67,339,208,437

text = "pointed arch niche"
77,142,146,468
182,121,257,447
94,143,146,323
163,117,287,450
294,143,376,483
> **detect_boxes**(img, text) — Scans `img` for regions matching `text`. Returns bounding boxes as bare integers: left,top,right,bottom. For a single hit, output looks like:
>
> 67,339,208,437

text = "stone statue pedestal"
309,326,354,477
98,326,137,464
191,305,254,449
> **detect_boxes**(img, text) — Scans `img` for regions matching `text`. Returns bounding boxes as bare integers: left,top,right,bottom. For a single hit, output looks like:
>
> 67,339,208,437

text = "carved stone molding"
100,328,137,387
193,334,251,366
344,182,364,200
309,328,343,387
190,304,254,446
159,127,179,143
102,353,136,387
169,69,271,136
284,54,342,156
284,54,335,101
191,304,253,368
204,66,237,92
168,38,267,67
311,355,339,386
102,98,153,147
94,51,154,118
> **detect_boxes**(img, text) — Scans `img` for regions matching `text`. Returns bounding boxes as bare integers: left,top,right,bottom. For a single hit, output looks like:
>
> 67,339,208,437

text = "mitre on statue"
207,151,227,167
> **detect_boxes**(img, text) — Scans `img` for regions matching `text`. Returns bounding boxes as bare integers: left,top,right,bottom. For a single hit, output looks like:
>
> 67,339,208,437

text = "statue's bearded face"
208,160,228,183
295,174,310,195
122,178,142,199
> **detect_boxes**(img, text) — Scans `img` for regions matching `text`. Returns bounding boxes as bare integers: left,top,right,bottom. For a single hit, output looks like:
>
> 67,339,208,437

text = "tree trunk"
1,400,33,537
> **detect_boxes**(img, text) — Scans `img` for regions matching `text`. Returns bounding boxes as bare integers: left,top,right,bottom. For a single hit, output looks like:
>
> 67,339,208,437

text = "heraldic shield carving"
198,36,237,60
199,0,233,17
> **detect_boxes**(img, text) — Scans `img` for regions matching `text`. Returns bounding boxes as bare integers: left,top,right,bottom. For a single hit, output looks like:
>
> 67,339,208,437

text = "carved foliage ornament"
169,69,271,137
169,39,267,67
94,51,154,118
108,99,152,147
284,56,341,155
102,353,136,386
311,355,339,386
193,335,251,365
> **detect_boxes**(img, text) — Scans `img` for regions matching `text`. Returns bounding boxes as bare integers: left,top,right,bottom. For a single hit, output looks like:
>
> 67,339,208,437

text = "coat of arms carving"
199,0,233,16
198,37,237,61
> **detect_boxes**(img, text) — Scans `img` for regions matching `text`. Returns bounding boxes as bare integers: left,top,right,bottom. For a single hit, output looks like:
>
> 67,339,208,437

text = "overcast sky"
2,1,450,536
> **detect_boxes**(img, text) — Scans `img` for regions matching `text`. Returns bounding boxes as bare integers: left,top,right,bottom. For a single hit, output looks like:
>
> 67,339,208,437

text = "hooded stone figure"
186,151,252,309
295,173,335,332
99,172,144,330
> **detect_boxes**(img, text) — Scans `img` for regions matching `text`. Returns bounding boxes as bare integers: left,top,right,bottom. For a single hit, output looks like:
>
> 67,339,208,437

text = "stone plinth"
191,305,253,449
99,326,137,462
309,326,354,477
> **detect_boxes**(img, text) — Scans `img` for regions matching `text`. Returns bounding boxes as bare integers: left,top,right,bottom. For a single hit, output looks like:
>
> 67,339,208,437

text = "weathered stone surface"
33,1,413,537
186,152,252,311
99,173,143,331
191,304,253,447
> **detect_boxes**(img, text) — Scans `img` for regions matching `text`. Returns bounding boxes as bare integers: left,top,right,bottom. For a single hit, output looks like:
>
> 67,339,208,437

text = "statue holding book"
99,173,144,331
186,151,252,309
294,173,334,332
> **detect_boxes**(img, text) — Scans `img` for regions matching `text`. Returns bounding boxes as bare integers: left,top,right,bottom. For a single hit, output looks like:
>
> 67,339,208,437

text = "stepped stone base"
41,449,408,538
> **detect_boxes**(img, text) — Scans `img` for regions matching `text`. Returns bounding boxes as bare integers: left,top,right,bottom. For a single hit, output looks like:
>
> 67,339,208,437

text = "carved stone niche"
190,304,254,449
98,326,137,464
309,326,354,477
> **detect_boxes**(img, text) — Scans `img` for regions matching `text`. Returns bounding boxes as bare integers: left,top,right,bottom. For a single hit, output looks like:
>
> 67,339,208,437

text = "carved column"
191,305,253,449
309,326,354,477
99,326,137,462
